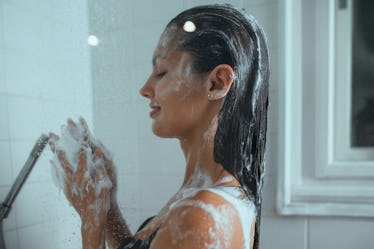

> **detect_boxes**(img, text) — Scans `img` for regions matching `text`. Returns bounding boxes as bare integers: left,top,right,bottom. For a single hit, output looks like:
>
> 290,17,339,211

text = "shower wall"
0,0,92,248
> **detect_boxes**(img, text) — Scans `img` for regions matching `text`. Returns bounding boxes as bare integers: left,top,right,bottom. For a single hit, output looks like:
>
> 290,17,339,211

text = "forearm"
81,220,106,249
105,203,132,249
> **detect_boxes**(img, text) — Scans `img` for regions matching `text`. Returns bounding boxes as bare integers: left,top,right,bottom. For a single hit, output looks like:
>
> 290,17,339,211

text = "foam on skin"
164,184,256,249
50,119,112,208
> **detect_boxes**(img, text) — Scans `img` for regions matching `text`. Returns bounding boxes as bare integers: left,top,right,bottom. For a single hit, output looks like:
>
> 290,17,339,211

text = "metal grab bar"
0,134,49,249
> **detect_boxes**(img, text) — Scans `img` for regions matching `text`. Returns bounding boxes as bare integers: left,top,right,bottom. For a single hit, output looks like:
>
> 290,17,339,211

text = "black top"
117,217,158,249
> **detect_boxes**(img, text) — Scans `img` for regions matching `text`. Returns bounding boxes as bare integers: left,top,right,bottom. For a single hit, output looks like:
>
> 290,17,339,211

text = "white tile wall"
0,1,92,248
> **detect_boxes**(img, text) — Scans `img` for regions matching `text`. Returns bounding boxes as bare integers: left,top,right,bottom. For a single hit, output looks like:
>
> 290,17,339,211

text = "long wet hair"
165,4,269,249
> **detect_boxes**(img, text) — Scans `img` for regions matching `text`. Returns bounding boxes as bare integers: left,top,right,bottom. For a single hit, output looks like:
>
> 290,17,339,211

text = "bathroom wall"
0,0,92,248
90,0,374,249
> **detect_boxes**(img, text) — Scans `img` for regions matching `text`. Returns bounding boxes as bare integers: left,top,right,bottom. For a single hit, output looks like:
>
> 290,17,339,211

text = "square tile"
17,220,81,249
0,141,12,185
3,3,39,52
139,175,179,211
89,0,133,33
14,182,56,227
116,174,140,209
0,95,9,140
0,186,18,231
0,49,5,94
136,100,155,139
3,230,19,249
93,102,138,140
3,50,41,97
0,2,3,48
133,23,164,64
7,96,43,140
137,138,172,174
133,0,183,24
121,207,143,233
98,137,139,175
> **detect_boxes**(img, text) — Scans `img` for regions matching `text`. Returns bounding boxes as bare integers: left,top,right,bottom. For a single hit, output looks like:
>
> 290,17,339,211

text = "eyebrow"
152,54,166,67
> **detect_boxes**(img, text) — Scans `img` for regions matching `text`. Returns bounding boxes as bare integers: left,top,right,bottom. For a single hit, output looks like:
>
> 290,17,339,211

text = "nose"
139,75,154,99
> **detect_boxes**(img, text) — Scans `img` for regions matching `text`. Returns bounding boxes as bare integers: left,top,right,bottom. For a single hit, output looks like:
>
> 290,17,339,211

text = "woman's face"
140,38,210,139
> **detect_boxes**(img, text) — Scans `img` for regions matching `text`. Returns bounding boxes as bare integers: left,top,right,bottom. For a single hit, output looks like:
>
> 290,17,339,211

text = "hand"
76,118,131,248
56,148,110,224
48,118,112,224
76,117,119,204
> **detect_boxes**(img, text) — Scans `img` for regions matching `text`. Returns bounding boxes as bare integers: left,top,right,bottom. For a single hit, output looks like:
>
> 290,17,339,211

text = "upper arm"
149,190,244,249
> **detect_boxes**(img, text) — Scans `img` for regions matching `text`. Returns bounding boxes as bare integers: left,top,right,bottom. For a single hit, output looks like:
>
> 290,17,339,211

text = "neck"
179,116,236,188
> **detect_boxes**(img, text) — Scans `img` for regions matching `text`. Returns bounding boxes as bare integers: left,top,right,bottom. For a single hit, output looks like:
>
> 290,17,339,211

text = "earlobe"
207,64,234,100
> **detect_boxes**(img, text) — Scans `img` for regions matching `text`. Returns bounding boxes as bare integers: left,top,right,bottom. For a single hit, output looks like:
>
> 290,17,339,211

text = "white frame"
277,0,374,217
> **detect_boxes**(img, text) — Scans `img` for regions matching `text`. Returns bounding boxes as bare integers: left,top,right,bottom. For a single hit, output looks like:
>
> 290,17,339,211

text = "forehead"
152,42,189,67
152,26,183,66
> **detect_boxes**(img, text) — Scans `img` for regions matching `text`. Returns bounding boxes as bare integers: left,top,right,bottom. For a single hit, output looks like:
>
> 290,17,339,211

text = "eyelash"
156,71,167,78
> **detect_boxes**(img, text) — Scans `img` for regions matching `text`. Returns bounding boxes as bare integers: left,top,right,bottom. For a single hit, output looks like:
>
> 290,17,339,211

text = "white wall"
0,0,93,248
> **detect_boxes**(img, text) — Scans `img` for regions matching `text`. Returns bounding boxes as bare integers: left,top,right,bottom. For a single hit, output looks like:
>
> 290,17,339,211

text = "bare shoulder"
150,189,253,249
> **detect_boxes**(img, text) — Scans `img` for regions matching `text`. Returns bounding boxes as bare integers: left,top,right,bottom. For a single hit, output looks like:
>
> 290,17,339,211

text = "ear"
206,64,234,100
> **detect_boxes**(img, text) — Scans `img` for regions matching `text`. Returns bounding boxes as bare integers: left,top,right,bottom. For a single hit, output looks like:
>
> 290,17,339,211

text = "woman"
49,4,269,249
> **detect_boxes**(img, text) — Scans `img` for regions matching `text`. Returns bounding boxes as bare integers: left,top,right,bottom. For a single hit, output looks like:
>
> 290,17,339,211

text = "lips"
149,102,161,118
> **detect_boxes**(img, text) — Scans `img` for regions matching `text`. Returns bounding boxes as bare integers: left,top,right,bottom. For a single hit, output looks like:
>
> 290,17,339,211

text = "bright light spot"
87,35,99,46
183,21,196,32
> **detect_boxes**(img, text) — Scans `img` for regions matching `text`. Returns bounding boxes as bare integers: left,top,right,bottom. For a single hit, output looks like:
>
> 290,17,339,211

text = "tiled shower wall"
0,0,92,248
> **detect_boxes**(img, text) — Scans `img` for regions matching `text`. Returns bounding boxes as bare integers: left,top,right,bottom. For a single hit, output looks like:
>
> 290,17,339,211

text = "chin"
152,124,174,138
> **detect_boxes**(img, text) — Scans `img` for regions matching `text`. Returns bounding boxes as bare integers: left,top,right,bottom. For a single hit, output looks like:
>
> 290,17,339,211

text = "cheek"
158,82,182,101
156,79,191,103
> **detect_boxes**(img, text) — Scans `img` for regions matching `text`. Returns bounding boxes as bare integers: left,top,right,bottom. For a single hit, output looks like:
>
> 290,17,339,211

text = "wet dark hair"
165,4,269,249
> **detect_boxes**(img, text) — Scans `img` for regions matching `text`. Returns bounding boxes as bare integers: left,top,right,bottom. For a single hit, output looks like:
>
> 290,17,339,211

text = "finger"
79,117,92,146
93,148,104,159
94,166,111,199
48,141,56,153
79,117,89,131
56,150,74,177
49,132,60,141
76,149,89,187
48,133,59,153
67,118,83,141
94,148,113,177
67,118,77,128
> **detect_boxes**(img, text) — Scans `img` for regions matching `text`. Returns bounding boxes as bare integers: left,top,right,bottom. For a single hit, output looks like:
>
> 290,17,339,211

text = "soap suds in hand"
50,118,112,207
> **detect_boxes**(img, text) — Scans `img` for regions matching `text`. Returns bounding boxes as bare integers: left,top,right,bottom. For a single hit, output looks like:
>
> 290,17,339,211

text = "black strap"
117,216,158,249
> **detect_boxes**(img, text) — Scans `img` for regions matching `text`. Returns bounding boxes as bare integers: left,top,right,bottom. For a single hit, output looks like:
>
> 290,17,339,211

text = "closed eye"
156,71,167,78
